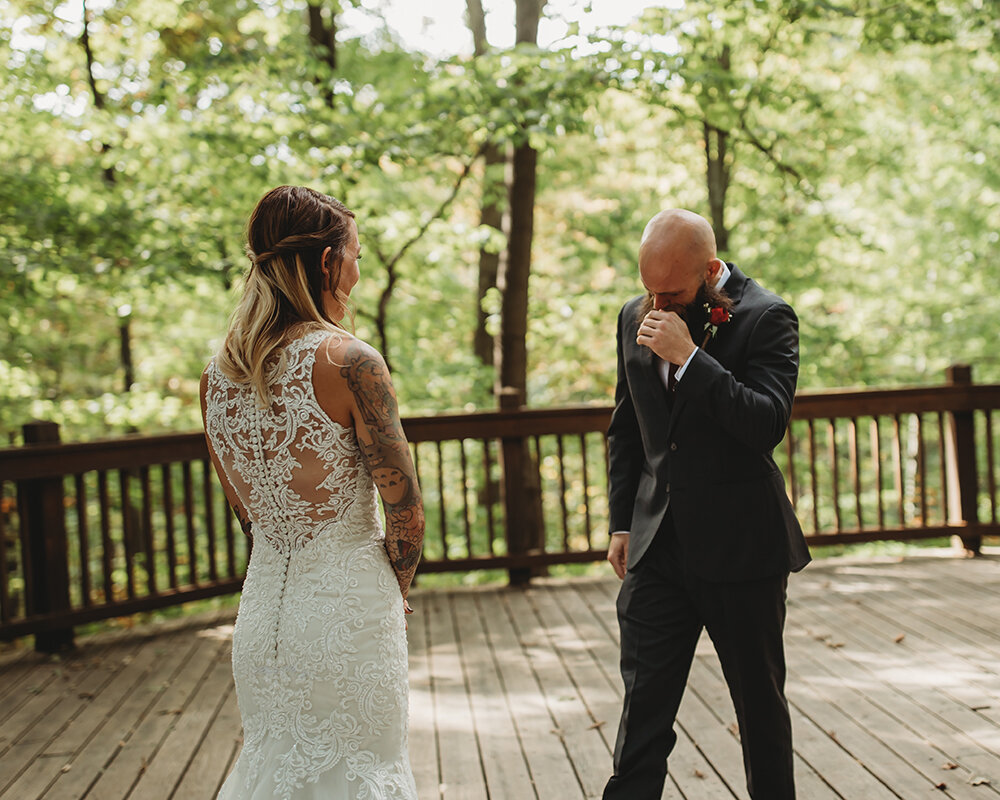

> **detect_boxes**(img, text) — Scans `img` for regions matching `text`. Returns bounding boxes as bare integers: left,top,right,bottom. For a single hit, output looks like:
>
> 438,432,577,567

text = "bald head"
638,210,721,310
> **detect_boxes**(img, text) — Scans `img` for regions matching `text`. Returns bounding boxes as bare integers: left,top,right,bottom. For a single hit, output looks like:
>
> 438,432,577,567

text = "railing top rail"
3,382,999,481
791,383,1000,419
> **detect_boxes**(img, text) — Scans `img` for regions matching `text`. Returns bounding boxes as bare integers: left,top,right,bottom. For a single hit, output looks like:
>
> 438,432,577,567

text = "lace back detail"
204,330,378,553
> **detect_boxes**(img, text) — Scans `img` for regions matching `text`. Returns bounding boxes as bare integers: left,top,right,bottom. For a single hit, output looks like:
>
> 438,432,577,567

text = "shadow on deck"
1,552,998,800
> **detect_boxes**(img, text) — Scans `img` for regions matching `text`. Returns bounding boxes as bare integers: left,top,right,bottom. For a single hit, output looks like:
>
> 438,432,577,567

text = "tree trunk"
119,318,135,392
499,143,536,393
704,121,730,253
307,2,337,105
465,0,487,51
81,0,115,186
498,0,545,396
466,0,507,367
704,45,731,252
474,142,505,365
499,0,546,584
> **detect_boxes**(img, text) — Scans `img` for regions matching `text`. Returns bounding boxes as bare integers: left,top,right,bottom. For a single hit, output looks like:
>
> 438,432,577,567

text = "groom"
603,209,810,800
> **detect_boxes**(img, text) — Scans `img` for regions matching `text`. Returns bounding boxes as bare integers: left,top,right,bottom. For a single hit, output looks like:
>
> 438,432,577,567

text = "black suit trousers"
603,516,795,800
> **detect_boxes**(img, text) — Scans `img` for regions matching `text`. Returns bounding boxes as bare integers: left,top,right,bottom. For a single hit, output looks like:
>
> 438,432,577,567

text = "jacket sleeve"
679,302,799,453
607,305,644,533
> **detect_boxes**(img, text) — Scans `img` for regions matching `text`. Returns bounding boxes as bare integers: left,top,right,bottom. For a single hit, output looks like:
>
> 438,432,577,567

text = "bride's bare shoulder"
313,330,386,376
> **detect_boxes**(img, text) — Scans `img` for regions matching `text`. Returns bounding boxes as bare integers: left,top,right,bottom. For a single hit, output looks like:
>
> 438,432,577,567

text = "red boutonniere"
701,304,732,347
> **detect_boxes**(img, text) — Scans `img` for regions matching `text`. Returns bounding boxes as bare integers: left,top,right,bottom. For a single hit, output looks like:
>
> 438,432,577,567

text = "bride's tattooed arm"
342,340,425,598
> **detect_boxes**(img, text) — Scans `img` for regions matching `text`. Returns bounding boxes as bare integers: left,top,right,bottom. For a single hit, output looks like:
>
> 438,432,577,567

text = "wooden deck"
1,552,998,800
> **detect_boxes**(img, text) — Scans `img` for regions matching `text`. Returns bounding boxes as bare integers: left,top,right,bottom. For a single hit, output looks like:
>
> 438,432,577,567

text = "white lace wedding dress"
203,330,418,800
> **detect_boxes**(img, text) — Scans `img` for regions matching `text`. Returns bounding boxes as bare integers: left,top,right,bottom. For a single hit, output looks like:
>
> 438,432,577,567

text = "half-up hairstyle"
216,185,356,405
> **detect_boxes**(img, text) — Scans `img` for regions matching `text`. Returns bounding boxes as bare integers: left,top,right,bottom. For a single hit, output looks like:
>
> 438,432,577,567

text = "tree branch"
367,144,486,366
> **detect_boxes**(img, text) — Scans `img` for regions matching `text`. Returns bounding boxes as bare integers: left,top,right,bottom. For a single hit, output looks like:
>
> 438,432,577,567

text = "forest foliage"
1,0,998,444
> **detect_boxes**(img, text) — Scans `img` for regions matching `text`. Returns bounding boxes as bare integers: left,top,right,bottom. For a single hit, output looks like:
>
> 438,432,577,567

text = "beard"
635,278,733,325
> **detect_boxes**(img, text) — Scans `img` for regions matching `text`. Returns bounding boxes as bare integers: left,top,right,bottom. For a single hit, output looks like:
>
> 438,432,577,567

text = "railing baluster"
140,465,156,596
481,439,496,557
985,410,997,524
98,470,114,603
224,482,236,578
916,414,928,526
893,414,905,526
119,470,136,600
533,435,545,553
848,418,863,530
16,484,34,616
556,435,570,552
807,420,820,534
182,461,198,586
459,439,472,557
785,425,797,510
937,412,949,525
0,482,11,621
162,464,178,590
201,458,218,583
828,419,842,532
435,441,447,560
871,417,884,531
579,433,592,548
75,473,92,607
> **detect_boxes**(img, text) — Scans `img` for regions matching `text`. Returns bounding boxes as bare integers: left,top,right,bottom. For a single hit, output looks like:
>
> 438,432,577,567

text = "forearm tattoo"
342,343,425,594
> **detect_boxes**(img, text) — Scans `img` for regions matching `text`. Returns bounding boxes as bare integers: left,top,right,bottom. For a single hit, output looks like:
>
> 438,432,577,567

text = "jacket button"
670,442,678,451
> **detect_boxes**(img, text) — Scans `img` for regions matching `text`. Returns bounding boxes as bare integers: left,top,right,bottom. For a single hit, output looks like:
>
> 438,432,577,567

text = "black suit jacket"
607,265,810,582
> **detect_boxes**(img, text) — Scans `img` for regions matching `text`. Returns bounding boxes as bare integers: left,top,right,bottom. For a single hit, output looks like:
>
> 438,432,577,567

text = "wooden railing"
1,366,997,649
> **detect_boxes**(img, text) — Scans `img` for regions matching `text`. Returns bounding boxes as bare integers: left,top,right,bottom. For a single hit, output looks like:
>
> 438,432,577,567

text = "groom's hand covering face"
637,308,696,365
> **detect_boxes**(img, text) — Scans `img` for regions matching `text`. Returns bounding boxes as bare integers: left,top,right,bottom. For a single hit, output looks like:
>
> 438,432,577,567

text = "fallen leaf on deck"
694,770,705,779
587,720,605,730
942,762,958,770
970,776,991,786
894,633,905,643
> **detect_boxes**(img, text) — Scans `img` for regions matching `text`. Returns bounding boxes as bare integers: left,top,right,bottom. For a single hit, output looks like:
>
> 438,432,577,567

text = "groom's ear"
706,258,722,280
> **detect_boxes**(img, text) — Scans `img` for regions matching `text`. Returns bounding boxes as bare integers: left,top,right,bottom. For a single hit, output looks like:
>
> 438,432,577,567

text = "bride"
200,185,424,799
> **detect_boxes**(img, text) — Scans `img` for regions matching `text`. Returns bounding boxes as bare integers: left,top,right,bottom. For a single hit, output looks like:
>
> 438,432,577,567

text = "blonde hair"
216,186,356,404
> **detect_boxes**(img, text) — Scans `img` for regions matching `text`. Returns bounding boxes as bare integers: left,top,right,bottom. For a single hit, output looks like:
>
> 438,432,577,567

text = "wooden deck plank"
406,596,441,800
451,592,537,800
2,555,999,800
83,624,230,800
484,590,586,799
790,577,1000,794
127,628,235,800
423,591,489,800
0,642,141,799
508,588,612,799
38,625,215,799
169,683,241,800
785,629,991,800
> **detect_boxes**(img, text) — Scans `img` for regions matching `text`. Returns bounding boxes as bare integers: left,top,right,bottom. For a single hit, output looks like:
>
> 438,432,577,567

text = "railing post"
20,421,75,652
499,388,545,586
944,365,982,556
